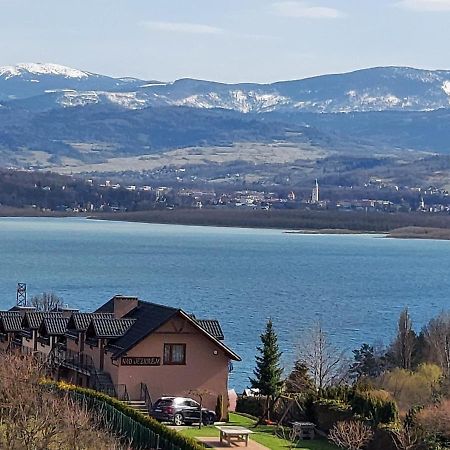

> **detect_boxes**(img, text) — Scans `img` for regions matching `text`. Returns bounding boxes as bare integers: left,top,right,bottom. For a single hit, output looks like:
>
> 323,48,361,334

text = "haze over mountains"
0,62,450,181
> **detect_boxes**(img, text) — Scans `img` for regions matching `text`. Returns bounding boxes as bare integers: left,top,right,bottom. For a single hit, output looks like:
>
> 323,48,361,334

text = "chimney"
112,295,139,318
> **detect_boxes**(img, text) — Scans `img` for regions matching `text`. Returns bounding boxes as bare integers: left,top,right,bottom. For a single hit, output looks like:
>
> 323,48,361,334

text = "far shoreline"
2,207,450,241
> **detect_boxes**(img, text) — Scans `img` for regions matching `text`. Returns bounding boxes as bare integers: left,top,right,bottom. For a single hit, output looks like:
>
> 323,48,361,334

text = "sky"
1,0,450,83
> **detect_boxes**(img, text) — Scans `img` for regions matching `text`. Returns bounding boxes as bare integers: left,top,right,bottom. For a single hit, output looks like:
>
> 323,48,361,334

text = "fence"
68,390,183,450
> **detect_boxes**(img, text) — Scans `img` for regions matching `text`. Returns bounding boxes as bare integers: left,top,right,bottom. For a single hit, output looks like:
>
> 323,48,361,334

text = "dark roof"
22,312,63,329
67,312,115,331
40,317,70,336
178,311,241,361
8,306,36,313
196,319,224,340
95,296,139,314
99,298,240,361
86,318,136,339
105,300,179,357
0,312,24,333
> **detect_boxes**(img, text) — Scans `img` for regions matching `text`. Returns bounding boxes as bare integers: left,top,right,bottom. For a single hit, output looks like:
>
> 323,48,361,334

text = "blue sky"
1,0,450,82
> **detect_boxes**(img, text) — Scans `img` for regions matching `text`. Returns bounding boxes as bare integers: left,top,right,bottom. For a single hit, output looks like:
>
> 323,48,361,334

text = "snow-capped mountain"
155,67,450,113
2,63,450,113
0,63,91,79
0,62,155,101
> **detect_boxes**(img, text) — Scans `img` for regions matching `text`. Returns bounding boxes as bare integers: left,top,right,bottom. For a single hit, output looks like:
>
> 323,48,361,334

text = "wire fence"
69,391,182,450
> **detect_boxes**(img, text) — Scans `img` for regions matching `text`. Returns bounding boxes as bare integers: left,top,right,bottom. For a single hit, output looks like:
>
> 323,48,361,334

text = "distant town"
2,168,450,216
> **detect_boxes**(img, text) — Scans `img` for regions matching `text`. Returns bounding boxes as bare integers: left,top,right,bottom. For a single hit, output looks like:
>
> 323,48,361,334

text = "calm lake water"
1,217,449,390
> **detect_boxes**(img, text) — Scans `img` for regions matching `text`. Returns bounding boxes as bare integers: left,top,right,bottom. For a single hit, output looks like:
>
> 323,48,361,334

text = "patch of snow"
442,80,450,96
173,94,217,109
140,83,167,88
45,89,77,93
0,63,91,79
58,91,100,107
102,92,147,109
56,90,149,109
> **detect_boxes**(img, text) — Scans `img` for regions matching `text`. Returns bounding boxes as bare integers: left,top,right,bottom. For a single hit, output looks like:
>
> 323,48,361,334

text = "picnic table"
216,425,253,447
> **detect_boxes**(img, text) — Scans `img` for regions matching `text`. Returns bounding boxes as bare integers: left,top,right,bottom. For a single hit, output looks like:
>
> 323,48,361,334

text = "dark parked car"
150,397,216,426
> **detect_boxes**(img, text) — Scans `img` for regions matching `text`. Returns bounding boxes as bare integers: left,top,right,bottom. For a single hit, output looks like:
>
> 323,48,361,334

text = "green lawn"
179,413,338,450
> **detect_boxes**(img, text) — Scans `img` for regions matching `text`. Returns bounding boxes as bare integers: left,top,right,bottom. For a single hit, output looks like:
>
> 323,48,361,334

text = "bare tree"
392,425,422,450
297,322,347,393
423,312,450,377
329,421,374,450
188,388,214,429
31,291,64,311
389,308,416,370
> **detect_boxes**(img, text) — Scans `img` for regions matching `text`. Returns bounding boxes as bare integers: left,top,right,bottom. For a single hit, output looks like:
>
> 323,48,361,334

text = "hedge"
43,380,205,450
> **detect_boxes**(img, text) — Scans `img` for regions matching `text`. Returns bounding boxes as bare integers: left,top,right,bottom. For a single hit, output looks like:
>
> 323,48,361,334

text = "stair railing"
115,384,129,401
140,382,152,412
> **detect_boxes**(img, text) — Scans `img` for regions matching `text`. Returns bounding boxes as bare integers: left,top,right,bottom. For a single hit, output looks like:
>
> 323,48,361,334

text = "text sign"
121,356,161,366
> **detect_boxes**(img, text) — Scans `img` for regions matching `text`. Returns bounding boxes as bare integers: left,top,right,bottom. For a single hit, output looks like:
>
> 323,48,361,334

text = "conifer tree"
250,319,283,420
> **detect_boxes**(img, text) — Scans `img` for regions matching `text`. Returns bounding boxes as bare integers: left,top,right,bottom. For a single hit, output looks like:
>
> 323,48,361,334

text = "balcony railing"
57,348,95,374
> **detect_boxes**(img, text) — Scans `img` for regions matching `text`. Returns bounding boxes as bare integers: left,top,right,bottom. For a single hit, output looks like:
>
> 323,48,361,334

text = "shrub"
236,396,264,417
351,390,398,425
313,399,353,432
215,394,226,422
329,420,374,450
376,364,442,412
416,398,450,446
322,385,355,403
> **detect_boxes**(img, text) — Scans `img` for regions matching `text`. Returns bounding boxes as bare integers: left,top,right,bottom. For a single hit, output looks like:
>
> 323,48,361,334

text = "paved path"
197,437,269,449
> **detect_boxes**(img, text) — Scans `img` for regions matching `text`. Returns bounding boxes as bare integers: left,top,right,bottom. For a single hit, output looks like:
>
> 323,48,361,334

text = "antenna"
16,283,27,307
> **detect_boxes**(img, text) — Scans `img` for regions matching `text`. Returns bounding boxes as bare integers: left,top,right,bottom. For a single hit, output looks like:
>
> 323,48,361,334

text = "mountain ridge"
1,62,450,174
2,63,450,113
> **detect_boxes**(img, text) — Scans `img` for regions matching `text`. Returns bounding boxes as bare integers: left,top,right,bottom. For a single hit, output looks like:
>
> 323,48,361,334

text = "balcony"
57,348,95,375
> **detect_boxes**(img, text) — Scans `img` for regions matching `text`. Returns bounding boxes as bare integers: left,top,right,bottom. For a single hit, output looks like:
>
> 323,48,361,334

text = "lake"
0,217,449,390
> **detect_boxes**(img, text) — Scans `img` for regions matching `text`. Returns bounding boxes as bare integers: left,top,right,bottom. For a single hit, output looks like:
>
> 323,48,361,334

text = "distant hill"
1,63,450,174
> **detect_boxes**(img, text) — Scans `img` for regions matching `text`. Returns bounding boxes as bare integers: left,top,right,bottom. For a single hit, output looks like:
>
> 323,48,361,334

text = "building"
0,295,241,413
311,179,319,203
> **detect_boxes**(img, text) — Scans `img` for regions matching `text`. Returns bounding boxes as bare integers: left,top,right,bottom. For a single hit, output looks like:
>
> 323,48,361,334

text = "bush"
351,390,398,425
236,396,264,418
313,399,353,432
376,364,442,412
322,385,355,403
329,420,374,450
416,398,450,446
215,394,227,422
45,381,204,450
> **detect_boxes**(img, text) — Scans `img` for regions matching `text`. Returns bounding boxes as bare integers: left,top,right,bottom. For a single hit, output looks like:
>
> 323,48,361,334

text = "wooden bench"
216,426,253,447
292,421,315,440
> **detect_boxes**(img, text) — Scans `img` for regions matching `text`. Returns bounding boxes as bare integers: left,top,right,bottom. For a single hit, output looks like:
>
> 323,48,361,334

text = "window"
163,343,186,365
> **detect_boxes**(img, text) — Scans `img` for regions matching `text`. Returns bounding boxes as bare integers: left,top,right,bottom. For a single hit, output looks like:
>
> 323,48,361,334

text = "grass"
179,413,338,449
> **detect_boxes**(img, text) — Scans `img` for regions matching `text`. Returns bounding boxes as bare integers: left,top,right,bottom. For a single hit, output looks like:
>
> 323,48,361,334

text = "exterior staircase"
123,383,152,417
124,400,150,416
91,369,117,398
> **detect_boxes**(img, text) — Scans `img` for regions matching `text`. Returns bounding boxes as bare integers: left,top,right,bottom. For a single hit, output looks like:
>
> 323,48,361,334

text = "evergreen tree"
285,360,315,394
250,319,283,420
350,343,385,380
